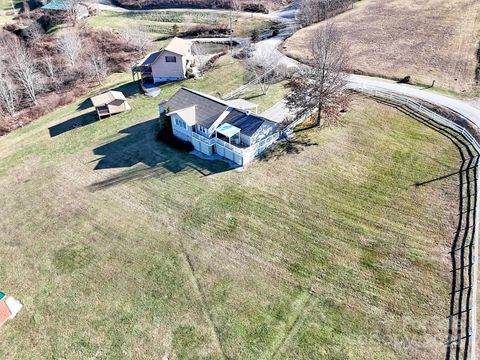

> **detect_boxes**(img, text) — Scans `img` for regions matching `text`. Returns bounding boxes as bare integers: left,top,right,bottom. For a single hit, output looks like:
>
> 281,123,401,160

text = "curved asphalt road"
348,75,480,130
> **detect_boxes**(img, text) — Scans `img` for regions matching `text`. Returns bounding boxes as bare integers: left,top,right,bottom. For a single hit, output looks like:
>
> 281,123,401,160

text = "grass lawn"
88,10,275,40
0,0,19,11
0,55,461,358
0,14,14,25
242,80,290,113
284,0,480,94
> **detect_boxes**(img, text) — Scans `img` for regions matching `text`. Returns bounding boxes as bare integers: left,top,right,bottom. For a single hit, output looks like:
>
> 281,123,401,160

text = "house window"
175,118,187,129
165,56,177,63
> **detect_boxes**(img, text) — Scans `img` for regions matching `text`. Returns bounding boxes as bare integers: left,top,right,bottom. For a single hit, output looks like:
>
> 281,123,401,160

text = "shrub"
251,28,260,42
242,4,268,13
172,23,180,36
183,23,228,37
157,112,194,151
186,68,195,79
37,11,68,31
398,75,411,84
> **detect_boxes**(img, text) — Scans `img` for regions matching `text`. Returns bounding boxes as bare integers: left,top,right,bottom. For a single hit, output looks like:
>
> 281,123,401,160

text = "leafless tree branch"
245,49,282,95
4,37,42,105
286,22,351,129
57,31,82,67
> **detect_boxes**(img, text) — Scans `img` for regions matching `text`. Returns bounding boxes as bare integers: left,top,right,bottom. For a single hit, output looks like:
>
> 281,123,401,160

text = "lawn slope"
88,10,274,40
284,0,480,93
0,63,460,358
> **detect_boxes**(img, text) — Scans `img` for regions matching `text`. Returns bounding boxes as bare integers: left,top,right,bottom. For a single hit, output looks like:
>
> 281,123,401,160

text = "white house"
133,37,194,84
159,88,282,166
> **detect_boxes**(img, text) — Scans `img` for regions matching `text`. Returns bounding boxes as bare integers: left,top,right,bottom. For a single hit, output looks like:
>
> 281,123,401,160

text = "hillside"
284,0,480,93
112,0,287,11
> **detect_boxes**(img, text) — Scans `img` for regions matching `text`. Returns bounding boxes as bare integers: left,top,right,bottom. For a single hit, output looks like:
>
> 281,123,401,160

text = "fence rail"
350,83,480,360
222,67,277,100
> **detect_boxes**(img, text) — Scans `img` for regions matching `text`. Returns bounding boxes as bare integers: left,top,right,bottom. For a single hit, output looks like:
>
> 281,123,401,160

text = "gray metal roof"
164,88,277,135
140,51,162,66
164,88,228,128
222,110,275,137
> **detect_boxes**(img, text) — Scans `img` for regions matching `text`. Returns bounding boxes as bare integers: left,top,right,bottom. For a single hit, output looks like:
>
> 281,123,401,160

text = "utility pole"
10,0,15,14
229,11,234,54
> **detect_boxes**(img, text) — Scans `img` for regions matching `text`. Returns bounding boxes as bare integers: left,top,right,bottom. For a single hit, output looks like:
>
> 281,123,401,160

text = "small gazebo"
90,91,131,120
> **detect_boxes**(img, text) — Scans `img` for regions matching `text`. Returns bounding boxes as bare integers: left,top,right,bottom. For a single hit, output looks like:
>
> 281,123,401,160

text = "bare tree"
192,43,211,77
229,0,241,49
230,0,241,12
57,31,82,67
297,0,354,27
65,0,81,27
119,26,151,53
5,38,42,105
88,53,107,85
245,49,281,95
41,55,61,90
286,23,350,129
0,71,18,116
22,0,30,18
9,0,16,14
24,21,45,43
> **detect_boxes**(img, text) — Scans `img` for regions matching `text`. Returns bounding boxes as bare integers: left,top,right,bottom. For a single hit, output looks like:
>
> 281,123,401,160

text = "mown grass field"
0,0,19,11
284,0,480,94
88,10,274,40
0,55,461,359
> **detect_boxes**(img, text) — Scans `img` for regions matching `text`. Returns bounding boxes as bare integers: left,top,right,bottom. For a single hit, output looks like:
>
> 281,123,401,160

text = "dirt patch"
284,0,480,93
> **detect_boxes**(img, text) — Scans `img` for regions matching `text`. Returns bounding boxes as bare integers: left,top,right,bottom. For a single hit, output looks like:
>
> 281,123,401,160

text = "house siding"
151,50,187,82
250,123,276,145
192,138,214,156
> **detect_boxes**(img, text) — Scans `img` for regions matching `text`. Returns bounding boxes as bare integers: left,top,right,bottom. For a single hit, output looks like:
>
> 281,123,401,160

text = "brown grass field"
284,0,480,93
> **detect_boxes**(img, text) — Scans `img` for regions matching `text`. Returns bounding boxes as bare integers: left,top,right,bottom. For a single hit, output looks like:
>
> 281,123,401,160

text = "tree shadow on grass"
259,133,318,162
243,93,264,101
89,119,233,191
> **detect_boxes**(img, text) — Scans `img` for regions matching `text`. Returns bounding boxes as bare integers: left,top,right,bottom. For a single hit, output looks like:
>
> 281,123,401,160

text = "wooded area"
297,0,356,27
0,7,144,135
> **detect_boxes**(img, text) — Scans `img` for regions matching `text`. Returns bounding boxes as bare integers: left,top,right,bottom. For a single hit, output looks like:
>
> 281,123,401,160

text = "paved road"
262,74,480,130
261,100,292,123
348,75,480,129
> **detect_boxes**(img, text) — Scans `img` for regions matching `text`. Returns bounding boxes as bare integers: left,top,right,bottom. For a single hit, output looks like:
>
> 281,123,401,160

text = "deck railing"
191,130,281,162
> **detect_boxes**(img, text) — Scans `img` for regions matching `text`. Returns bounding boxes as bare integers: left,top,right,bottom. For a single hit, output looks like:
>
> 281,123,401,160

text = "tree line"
0,15,148,134
297,0,356,27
